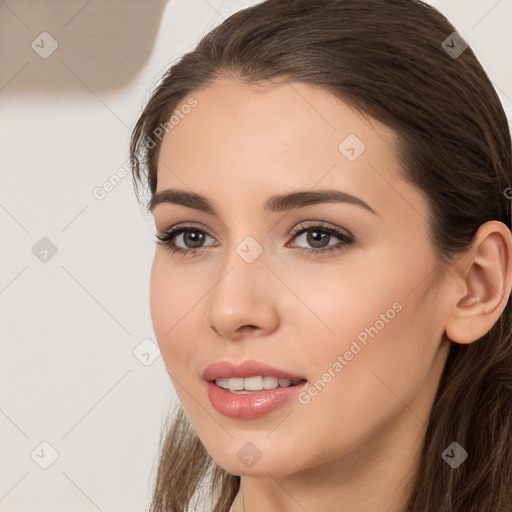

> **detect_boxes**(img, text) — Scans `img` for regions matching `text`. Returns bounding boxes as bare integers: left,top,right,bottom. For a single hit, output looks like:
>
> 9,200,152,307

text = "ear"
445,221,512,345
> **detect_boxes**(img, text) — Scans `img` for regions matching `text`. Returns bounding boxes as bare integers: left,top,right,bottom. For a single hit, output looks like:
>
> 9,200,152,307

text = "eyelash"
154,221,355,258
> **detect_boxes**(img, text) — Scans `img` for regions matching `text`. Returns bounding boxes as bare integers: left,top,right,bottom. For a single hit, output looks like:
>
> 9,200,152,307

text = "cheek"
302,270,443,425
295,251,443,404
149,254,202,374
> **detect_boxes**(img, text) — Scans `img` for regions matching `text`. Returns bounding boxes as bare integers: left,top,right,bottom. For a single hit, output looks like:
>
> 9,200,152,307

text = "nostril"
238,325,259,335
209,324,220,336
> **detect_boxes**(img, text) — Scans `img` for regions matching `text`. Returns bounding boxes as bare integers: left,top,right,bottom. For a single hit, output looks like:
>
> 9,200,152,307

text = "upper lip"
202,360,306,382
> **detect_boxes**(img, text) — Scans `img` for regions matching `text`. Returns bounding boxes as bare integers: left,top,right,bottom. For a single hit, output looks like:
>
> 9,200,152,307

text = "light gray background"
1,1,510,511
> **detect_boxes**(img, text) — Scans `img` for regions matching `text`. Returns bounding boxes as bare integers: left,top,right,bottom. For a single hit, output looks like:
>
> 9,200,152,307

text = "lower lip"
206,380,307,419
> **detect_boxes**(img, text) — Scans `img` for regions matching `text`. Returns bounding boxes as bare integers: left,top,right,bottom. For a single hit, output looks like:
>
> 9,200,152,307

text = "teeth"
214,378,229,389
244,376,263,391
228,378,244,391
263,376,279,389
214,376,300,392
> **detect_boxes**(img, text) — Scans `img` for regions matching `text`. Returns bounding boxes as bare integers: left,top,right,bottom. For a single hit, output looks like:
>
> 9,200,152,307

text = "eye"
154,225,216,255
287,221,355,256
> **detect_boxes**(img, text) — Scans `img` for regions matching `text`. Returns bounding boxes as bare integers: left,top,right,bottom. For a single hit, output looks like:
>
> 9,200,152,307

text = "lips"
202,360,307,419
202,360,306,382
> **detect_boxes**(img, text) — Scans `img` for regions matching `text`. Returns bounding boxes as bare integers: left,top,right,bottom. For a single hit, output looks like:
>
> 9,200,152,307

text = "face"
149,76,452,478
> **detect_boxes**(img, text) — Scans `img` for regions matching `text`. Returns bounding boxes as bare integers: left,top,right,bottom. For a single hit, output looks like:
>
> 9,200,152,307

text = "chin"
205,442,300,478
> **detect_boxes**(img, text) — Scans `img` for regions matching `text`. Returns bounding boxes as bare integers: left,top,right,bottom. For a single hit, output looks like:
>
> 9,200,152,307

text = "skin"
149,75,512,512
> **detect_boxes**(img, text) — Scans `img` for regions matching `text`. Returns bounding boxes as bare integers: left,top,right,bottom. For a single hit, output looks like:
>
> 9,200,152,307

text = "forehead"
165,76,381,159
155,76,424,223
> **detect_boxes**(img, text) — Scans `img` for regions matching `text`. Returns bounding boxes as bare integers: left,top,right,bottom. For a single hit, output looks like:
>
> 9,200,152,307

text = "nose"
206,246,280,341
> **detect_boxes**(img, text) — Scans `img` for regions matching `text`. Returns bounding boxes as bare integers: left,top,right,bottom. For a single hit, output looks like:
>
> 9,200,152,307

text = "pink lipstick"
202,360,307,419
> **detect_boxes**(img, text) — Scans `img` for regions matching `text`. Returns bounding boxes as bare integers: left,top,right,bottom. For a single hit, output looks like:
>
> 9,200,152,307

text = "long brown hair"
129,1,512,510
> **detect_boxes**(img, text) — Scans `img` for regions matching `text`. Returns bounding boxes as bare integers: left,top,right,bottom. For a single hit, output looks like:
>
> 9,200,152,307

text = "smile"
203,361,308,419
214,376,304,393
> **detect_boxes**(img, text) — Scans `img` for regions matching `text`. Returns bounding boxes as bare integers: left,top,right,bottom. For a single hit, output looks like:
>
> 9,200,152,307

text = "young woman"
129,1,512,510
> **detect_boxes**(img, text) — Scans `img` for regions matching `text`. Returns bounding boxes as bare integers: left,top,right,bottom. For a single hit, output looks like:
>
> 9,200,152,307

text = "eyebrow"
148,188,378,216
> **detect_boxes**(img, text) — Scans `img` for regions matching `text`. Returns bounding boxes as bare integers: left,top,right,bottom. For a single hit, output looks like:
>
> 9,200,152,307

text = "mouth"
212,375,306,394
202,361,308,419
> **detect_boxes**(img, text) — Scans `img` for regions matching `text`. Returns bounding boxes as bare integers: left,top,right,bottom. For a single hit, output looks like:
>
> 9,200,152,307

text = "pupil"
307,230,329,248
186,231,204,248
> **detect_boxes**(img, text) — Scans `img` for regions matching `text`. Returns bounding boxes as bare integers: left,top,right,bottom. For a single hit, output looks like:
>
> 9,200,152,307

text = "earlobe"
445,221,512,345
